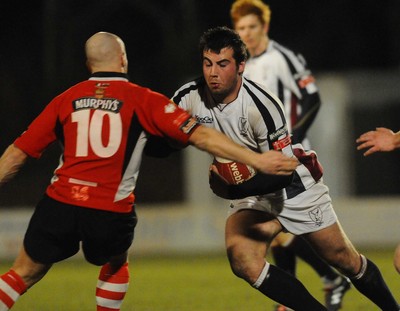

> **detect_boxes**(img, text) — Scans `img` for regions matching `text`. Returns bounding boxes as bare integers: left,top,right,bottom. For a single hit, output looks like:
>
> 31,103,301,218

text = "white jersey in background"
244,40,320,148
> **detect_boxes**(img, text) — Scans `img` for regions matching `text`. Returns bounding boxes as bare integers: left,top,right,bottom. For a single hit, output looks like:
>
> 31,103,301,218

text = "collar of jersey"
89,72,129,81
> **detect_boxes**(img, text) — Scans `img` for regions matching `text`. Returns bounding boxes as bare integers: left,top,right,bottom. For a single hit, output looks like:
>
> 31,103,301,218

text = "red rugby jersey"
14,72,197,212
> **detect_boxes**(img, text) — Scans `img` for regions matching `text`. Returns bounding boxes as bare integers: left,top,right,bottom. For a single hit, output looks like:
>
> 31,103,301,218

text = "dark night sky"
1,0,399,205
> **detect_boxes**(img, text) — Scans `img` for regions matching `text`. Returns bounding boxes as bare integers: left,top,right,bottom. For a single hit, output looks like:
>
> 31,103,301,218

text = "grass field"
3,249,399,310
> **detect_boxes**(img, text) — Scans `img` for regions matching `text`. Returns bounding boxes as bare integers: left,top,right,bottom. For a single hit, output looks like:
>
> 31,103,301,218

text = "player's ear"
86,60,92,73
238,61,245,76
121,53,128,73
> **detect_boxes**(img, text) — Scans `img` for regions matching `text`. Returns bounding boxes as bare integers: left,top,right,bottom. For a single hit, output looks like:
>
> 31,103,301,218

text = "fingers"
356,131,375,143
363,146,379,156
271,157,298,175
356,141,373,150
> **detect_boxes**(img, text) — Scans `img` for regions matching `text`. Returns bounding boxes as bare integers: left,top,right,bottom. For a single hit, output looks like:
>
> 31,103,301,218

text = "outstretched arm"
0,144,28,187
189,125,298,176
356,127,400,156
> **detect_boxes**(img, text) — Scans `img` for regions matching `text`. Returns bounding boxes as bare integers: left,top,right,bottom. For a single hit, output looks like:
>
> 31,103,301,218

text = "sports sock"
96,262,129,311
288,236,339,282
253,262,326,310
271,245,296,276
0,270,27,311
350,255,399,310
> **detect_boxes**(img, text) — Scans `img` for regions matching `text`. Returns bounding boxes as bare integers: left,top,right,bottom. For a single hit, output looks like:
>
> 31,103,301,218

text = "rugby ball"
212,157,256,185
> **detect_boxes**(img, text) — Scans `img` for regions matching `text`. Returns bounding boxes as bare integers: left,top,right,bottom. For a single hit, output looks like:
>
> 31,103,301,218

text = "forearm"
189,126,261,169
0,144,28,187
189,126,298,175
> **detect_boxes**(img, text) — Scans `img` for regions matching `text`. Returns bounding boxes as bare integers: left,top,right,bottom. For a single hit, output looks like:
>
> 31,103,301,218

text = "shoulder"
269,40,309,70
172,77,204,104
242,78,283,109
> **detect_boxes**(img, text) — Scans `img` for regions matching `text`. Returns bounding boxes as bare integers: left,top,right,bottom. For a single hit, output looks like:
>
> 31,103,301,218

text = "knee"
227,248,265,284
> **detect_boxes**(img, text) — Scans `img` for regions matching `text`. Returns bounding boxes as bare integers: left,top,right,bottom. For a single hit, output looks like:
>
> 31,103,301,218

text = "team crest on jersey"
94,83,110,98
71,186,89,201
308,207,323,226
239,117,248,136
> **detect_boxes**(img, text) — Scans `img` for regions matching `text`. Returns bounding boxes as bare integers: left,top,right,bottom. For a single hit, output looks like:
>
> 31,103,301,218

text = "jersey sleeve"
277,51,321,144
14,100,59,158
136,89,198,146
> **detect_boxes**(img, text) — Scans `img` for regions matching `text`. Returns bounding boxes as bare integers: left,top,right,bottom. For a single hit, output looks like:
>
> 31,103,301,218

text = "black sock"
272,245,296,276
256,264,326,311
289,236,339,281
351,256,399,311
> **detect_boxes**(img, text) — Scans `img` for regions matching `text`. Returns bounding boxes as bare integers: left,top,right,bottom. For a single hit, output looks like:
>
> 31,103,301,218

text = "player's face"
202,47,244,104
235,14,267,54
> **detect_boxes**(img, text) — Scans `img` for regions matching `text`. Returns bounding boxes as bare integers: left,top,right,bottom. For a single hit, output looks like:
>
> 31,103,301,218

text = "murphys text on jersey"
73,97,123,112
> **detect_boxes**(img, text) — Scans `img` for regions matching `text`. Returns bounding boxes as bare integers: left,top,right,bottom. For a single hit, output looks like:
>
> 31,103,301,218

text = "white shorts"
227,179,338,235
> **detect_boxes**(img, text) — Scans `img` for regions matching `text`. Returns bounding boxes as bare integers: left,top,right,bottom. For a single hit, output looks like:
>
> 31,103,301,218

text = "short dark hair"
199,26,248,65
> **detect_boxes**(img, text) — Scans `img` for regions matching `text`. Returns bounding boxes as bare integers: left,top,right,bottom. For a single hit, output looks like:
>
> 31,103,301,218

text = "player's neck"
249,36,269,58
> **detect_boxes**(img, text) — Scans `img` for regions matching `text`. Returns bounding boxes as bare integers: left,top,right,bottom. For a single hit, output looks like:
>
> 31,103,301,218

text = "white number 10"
72,110,122,158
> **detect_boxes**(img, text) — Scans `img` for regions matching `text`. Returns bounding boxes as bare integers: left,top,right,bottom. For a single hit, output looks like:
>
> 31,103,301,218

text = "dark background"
1,0,399,206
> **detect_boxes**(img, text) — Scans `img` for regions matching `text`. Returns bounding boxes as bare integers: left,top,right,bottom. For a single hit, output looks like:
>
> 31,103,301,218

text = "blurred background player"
230,1,350,310
0,31,297,311
172,26,399,311
356,127,400,273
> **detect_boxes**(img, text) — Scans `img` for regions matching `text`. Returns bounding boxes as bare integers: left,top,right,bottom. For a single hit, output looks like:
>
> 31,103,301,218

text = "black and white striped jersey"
173,77,322,199
244,40,320,146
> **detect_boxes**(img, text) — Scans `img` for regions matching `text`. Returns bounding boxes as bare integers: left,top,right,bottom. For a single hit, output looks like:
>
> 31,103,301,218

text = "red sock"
0,270,27,311
96,262,129,311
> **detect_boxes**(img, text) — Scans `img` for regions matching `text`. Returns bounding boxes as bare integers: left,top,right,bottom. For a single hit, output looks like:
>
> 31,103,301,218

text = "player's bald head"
85,32,128,73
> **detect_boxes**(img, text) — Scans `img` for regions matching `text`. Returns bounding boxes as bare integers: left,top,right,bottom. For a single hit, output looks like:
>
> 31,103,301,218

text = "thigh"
225,209,282,281
225,209,282,257
303,221,361,275
80,208,138,266
24,195,80,264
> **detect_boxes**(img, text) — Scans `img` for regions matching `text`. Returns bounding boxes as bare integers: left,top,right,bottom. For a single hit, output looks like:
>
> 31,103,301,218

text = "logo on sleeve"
268,125,289,142
298,75,315,89
165,102,177,113
269,125,291,151
180,117,198,134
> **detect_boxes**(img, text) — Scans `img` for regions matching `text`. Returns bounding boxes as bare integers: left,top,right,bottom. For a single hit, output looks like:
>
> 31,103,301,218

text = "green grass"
3,249,399,310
